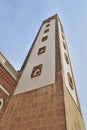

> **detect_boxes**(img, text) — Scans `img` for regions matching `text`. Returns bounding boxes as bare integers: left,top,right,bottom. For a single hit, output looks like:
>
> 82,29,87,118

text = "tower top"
20,14,62,73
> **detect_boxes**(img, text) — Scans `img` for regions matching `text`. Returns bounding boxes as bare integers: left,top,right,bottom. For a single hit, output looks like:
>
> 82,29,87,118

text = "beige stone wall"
64,87,85,130
0,72,66,130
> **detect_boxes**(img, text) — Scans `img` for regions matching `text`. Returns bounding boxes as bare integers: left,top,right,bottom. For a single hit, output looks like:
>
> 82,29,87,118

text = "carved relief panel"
31,64,43,78
38,46,46,55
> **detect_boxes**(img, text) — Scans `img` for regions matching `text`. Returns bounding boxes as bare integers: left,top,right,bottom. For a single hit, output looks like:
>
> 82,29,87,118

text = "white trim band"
0,84,10,96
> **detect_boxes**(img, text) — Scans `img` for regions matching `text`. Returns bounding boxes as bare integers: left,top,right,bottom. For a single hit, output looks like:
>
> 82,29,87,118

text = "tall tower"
0,52,18,121
0,14,85,130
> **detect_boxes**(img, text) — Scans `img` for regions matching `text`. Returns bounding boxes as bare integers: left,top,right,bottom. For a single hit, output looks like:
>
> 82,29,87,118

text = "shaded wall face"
57,14,86,130
64,88,85,130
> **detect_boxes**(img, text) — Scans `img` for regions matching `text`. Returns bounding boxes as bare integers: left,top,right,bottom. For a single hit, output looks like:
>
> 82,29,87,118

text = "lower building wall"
0,73,66,130
64,88,85,130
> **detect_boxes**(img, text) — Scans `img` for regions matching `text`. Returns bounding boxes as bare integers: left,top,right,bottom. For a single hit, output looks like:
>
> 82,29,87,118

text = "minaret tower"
0,14,85,130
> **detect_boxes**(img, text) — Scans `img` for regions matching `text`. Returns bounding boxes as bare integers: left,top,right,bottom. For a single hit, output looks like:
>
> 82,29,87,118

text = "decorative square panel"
44,29,49,33
46,24,50,28
41,36,48,42
38,46,46,55
31,64,43,78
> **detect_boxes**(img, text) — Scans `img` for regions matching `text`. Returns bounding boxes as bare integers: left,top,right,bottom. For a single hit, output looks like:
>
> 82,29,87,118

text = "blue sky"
0,0,87,128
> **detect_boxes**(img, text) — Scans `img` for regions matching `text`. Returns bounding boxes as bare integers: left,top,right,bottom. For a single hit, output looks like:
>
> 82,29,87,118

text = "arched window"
0,98,4,111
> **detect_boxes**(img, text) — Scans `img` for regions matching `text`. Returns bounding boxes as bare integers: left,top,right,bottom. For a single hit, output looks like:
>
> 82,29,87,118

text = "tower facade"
0,14,85,130
0,52,18,121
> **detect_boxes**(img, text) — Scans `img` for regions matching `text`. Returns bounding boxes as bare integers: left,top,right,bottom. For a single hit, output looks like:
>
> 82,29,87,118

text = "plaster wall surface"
14,19,55,95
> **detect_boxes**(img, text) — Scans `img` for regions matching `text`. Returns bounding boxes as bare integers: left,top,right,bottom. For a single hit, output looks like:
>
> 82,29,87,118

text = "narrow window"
63,41,66,49
44,29,49,33
67,72,73,90
31,64,43,78
64,53,69,64
0,98,4,111
41,36,48,42
38,46,46,55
